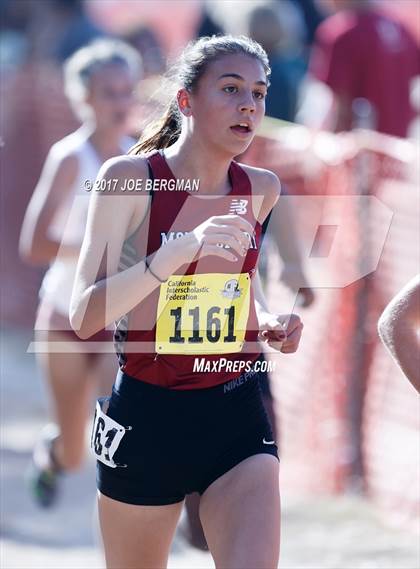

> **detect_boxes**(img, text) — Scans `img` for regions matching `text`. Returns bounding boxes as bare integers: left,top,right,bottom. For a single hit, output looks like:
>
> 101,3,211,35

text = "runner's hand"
183,214,256,263
258,313,303,353
149,215,256,280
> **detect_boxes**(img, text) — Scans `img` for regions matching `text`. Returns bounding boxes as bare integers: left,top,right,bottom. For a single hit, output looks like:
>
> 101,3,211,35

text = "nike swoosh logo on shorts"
263,438,275,445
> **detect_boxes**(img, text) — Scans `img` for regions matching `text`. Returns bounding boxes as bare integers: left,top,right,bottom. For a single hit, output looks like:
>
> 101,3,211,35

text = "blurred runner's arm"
19,147,80,265
248,167,303,353
253,268,271,319
266,188,315,307
378,275,420,394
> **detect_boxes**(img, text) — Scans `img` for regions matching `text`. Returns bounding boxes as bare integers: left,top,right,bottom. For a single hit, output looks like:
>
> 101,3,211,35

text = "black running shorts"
96,369,279,505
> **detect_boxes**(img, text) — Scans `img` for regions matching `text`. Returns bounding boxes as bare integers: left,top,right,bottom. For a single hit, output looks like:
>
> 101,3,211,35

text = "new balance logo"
229,199,248,215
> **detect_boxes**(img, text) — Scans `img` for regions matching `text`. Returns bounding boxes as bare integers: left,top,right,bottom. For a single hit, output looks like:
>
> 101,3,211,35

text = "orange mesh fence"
243,122,419,528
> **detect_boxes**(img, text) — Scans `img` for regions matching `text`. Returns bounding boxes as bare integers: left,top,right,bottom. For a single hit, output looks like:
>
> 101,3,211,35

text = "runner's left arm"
378,275,420,393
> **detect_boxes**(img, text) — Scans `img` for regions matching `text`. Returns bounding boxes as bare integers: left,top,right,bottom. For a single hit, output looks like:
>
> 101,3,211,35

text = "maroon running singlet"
114,150,263,389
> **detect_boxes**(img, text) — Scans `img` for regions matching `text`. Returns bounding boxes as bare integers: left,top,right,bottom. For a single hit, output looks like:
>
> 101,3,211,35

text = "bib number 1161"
169,305,236,344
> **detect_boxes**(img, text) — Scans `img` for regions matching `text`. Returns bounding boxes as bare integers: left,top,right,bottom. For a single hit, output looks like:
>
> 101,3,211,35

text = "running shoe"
27,424,62,508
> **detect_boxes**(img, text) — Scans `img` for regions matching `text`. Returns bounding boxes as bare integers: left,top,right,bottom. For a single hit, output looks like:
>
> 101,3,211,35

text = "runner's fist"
258,313,303,353
185,215,256,263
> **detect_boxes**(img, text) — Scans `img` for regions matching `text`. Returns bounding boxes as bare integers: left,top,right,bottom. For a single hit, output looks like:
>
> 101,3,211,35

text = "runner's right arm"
70,156,169,339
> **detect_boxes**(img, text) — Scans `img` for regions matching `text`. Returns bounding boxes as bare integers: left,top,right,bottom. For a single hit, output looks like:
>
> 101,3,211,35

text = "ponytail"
129,99,181,155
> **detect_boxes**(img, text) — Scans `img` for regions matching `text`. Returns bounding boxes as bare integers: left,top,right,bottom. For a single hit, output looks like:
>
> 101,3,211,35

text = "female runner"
71,35,303,568
19,39,141,506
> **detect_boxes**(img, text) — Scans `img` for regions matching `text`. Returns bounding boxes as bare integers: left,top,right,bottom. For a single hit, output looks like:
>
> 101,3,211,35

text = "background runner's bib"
156,273,250,354
91,398,129,468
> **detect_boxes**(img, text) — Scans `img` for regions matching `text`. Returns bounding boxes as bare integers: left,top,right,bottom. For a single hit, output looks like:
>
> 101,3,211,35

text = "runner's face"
86,63,136,132
189,54,267,154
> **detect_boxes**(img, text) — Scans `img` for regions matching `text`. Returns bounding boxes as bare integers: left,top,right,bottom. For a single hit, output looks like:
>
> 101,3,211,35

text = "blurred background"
1,0,419,568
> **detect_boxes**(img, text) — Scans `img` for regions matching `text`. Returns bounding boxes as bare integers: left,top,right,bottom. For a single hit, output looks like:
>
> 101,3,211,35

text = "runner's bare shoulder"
47,131,91,184
88,154,152,239
37,135,81,197
95,154,149,194
235,163,281,224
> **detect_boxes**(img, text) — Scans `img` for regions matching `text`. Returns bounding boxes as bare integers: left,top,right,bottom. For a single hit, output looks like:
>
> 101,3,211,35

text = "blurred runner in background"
298,0,419,136
19,39,142,507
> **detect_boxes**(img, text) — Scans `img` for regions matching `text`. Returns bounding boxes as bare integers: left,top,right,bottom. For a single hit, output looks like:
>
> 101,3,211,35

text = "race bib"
91,397,129,468
155,273,251,355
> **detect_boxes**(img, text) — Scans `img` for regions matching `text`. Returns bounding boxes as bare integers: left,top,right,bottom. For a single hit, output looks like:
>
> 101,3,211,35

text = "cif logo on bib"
221,279,242,299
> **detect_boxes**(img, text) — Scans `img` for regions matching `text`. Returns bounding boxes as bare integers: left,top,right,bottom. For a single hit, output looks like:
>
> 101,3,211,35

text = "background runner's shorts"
97,369,279,506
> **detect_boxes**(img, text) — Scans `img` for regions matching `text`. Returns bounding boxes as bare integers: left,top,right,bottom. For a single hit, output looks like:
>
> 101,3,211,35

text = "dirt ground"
1,329,418,569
